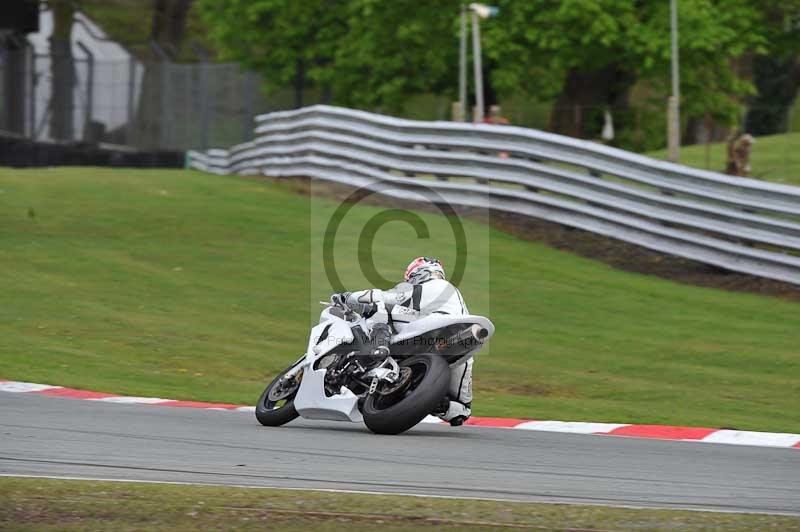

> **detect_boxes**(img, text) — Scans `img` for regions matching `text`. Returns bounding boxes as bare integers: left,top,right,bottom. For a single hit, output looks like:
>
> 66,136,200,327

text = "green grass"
647,132,800,186
2,477,798,531
1,167,799,432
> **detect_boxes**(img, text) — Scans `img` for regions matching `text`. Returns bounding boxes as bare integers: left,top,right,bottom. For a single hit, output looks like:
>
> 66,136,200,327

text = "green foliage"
196,0,350,94
197,0,793,142
756,0,800,59
484,0,766,127
80,0,216,60
330,0,460,111
81,0,798,148
131,1,797,145
196,0,460,110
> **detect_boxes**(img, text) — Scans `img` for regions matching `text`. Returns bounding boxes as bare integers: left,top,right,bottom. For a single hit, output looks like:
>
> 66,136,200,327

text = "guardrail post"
199,59,210,150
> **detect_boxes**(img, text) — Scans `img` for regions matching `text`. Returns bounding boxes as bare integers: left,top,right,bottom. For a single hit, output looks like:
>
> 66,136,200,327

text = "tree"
197,0,464,111
330,0,460,112
198,0,777,151
197,0,349,108
482,0,766,144
151,0,194,58
744,2,800,135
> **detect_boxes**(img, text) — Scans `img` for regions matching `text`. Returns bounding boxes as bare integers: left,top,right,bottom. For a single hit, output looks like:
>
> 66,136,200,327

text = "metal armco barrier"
188,105,800,286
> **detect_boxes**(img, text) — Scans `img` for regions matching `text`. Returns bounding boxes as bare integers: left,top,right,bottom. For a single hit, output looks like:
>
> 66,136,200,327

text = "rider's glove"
330,292,351,308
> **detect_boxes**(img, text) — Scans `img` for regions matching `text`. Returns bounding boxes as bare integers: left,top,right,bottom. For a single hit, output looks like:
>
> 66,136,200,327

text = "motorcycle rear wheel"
363,355,449,435
255,365,301,427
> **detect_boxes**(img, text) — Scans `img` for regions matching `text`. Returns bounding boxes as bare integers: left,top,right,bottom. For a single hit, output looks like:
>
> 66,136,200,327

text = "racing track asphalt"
1,392,798,515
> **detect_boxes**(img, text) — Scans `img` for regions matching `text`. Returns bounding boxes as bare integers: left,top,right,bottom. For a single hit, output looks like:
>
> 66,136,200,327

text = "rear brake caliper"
364,357,401,395
377,367,412,396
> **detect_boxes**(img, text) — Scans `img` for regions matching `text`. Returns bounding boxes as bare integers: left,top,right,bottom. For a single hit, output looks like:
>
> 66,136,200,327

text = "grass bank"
647,132,800,186
1,167,798,432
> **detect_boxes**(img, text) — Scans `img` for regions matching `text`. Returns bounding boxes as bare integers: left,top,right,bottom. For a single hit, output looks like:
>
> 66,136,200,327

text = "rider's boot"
440,400,472,426
436,358,473,426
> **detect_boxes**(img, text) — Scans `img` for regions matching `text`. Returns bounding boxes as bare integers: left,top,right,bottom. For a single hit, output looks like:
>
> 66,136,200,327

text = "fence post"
4,43,29,135
76,42,94,140
28,45,36,138
126,55,136,145
160,60,171,148
242,70,256,142
199,59,210,150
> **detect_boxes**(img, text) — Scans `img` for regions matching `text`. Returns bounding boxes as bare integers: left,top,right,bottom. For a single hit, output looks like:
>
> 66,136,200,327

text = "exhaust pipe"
472,324,489,340
444,324,489,347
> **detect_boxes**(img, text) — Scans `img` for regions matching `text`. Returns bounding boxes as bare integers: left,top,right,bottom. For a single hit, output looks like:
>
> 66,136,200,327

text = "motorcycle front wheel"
362,354,449,435
255,364,302,427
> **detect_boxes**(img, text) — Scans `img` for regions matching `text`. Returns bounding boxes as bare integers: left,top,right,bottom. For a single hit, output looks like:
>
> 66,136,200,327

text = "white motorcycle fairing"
291,307,494,423
293,309,362,421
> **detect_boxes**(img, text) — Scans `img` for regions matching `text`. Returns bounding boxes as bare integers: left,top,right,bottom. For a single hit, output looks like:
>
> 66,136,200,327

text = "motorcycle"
255,299,494,435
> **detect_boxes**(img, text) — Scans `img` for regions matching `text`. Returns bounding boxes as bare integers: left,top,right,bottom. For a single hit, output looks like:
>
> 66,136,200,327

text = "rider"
330,257,473,426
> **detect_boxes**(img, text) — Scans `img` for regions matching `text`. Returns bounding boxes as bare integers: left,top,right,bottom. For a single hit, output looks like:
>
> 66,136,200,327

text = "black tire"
362,355,450,435
255,365,301,427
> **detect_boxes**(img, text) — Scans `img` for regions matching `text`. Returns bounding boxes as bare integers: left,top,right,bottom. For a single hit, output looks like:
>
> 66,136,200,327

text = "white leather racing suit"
343,278,473,423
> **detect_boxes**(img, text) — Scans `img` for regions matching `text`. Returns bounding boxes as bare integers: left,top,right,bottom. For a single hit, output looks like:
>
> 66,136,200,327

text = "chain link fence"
0,46,295,151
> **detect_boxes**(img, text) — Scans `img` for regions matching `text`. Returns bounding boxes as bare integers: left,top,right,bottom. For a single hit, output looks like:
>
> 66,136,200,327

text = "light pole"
668,0,680,162
457,3,498,123
470,6,485,122
459,5,467,122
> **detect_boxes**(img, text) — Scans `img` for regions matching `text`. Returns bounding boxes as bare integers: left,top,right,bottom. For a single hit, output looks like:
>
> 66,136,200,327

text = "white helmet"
404,257,445,284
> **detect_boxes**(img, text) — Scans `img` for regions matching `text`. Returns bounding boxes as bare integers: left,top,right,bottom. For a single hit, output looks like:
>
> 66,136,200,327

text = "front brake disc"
268,371,302,401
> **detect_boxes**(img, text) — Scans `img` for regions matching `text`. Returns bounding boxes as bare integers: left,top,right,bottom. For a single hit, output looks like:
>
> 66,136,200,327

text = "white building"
25,6,143,142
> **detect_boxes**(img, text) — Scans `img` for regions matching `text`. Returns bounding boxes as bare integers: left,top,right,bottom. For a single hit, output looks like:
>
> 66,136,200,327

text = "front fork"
281,354,306,381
